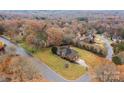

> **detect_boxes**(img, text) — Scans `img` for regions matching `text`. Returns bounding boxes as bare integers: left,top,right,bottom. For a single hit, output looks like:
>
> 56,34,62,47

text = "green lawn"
34,48,86,80
34,47,109,80
5,35,110,80
72,47,109,68
20,42,38,53
20,41,108,80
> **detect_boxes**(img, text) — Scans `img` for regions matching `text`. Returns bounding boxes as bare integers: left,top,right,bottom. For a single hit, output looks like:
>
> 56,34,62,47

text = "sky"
0,0,123,10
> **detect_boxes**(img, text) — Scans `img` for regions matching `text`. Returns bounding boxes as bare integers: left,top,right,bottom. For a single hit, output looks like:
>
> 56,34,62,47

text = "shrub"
112,56,122,65
99,49,105,56
51,46,58,54
113,43,124,54
75,41,107,57
0,25,5,35
96,30,104,34
118,43,124,51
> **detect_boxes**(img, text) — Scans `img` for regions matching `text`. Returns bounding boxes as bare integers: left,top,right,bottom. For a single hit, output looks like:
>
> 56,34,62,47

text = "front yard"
19,39,110,80
34,47,109,80
34,48,86,80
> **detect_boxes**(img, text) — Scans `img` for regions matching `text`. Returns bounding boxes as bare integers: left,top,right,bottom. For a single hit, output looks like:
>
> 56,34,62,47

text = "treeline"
112,42,124,65
0,18,88,49
73,41,107,57
0,18,107,56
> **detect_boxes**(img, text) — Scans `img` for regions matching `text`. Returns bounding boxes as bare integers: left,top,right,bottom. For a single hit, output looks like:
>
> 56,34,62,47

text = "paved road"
101,36,113,61
0,36,91,82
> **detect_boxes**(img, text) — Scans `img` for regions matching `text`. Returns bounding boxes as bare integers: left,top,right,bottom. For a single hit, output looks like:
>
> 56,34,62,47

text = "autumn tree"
0,54,46,82
93,63,120,82
47,27,64,46
0,23,5,35
3,19,23,38
34,31,48,48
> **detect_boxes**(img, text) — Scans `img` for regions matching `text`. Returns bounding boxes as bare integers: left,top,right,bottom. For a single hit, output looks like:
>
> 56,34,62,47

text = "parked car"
0,41,5,54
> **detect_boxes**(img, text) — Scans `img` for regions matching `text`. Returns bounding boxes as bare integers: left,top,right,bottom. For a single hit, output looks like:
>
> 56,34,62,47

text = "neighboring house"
13,27,27,41
83,34,95,43
18,26,27,37
51,46,79,62
76,32,95,43
112,35,122,43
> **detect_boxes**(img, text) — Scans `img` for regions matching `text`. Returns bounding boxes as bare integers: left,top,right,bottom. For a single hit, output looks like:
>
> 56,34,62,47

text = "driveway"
100,35,114,61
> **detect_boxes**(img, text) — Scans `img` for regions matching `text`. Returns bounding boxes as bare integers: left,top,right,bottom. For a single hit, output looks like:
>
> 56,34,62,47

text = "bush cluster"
75,42,107,57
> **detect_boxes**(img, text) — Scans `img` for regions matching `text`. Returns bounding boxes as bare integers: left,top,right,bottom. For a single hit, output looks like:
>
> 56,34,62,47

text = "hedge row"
74,41,107,57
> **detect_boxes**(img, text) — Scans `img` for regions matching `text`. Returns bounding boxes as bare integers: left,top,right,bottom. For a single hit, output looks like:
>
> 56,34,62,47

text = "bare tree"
93,63,120,82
